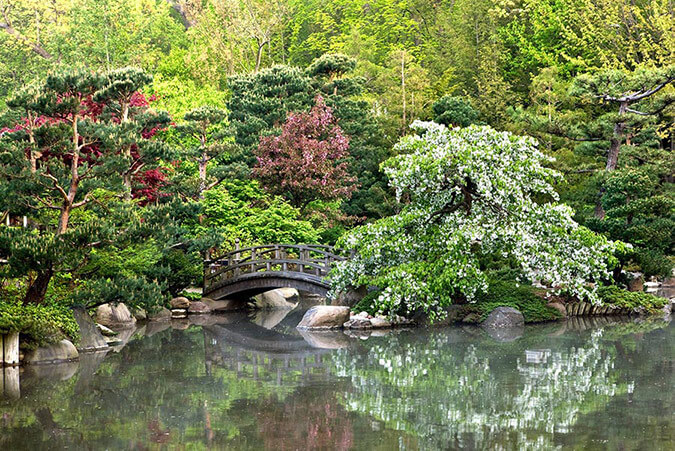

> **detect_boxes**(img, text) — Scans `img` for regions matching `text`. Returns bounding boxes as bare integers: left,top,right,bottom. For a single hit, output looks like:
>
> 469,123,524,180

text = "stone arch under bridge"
203,244,347,302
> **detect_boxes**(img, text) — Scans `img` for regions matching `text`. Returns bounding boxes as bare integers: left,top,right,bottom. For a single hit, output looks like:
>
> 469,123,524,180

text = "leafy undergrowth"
597,286,667,314
466,280,561,323
0,300,79,350
351,279,668,324
353,279,561,324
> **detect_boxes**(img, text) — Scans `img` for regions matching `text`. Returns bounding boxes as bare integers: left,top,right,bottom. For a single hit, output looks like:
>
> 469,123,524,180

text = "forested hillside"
0,0,672,323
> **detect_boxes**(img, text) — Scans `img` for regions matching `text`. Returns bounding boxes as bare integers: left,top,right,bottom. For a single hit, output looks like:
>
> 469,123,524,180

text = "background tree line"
0,0,672,331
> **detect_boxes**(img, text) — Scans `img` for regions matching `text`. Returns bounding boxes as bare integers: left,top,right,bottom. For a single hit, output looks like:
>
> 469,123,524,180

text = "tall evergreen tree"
228,55,394,219
175,106,231,199
0,67,174,305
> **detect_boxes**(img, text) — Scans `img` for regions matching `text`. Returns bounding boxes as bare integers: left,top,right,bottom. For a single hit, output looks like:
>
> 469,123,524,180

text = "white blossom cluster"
329,122,618,317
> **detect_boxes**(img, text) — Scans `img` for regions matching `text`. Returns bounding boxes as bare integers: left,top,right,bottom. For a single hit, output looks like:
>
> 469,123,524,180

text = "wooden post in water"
1,332,19,367
1,366,20,400
1,332,20,399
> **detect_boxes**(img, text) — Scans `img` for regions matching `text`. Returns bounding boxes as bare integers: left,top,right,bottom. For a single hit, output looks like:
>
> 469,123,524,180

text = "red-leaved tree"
253,96,357,209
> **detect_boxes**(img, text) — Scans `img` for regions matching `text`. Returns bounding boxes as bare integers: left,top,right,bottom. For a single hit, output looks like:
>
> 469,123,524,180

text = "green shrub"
635,249,674,279
353,290,381,315
0,301,79,350
597,285,666,313
471,280,561,323
180,290,202,301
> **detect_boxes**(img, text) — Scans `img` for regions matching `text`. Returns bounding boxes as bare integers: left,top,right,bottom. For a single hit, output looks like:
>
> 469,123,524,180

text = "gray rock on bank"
25,339,79,364
343,317,372,329
188,301,212,314
481,307,525,329
133,309,147,321
72,306,108,352
95,303,136,329
297,306,350,330
546,302,567,318
148,307,172,321
170,297,191,309
201,298,241,311
481,307,525,342
252,289,298,310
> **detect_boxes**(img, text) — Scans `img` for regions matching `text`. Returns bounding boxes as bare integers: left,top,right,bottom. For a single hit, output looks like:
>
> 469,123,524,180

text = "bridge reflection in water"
202,312,335,384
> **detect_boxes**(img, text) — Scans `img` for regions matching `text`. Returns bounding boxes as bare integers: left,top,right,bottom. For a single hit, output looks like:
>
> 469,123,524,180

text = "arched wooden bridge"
203,243,347,301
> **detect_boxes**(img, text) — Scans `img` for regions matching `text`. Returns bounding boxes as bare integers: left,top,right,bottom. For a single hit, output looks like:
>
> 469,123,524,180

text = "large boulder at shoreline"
481,307,525,329
297,306,350,330
546,302,567,318
133,308,147,321
72,306,108,352
332,286,367,307
170,297,191,309
95,303,136,329
628,275,644,292
25,339,79,364
148,307,172,321
188,301,212,314
370,316,392,328
201,298,241,311
252,290,298,310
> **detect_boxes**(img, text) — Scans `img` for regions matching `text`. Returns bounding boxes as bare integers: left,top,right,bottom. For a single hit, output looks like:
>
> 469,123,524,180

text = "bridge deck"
203,243,346,300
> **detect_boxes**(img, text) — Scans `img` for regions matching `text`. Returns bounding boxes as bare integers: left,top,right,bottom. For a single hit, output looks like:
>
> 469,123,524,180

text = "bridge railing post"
299,248,306,273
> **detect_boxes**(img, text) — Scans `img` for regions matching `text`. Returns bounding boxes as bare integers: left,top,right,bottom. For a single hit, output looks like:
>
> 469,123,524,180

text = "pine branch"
40,172,69,201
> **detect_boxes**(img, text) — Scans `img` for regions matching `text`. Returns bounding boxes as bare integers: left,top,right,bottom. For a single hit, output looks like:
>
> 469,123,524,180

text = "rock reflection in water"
0,312,672,450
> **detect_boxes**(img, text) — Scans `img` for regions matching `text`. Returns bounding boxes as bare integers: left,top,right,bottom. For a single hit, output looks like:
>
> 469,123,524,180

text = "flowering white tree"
330,122,618,318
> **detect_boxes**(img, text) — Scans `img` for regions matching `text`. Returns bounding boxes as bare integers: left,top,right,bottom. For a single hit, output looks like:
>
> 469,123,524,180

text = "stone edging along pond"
295,298,673,332
5,283,673,367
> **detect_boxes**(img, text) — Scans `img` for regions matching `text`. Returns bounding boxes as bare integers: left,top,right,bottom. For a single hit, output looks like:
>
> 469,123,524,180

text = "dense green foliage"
200,180,321,247
0,300,78,349
471,280,561,323
0,0,672,326
597,285,667,314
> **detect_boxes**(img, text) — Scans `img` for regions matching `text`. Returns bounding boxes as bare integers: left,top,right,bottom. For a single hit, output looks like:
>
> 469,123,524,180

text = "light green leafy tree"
330,122,618,318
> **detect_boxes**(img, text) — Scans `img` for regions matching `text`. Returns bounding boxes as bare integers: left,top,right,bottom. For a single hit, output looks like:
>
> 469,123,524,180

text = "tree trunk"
606,101,627,171
121,102,133,200
57,204,71,235
595,101,628,218
255,40,264,72
25,114,78,304
198,149,207,199
401,54,406,133
24,267,53,305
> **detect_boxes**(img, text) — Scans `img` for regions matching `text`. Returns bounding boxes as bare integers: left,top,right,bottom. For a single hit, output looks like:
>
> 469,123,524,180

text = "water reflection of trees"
332,321,670,449
0,316,670,449
0,317,409,449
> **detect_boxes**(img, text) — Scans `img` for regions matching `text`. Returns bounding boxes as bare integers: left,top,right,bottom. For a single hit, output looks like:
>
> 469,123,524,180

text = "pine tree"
0,67,173,305
175,106,231,199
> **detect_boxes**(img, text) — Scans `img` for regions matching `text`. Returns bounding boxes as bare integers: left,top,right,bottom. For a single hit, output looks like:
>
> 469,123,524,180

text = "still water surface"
1,311,673,450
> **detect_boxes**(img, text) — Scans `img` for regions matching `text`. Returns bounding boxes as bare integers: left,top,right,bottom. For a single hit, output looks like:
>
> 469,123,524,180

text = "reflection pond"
1,312,673,450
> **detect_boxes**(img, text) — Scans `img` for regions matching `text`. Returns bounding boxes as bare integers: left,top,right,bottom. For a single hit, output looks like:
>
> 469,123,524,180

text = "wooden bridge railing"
204,242,347,292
